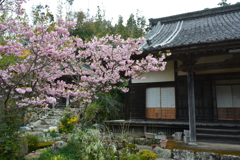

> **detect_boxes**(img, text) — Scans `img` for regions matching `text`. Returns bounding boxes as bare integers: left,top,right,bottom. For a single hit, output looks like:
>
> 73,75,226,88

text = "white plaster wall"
132,61,174,83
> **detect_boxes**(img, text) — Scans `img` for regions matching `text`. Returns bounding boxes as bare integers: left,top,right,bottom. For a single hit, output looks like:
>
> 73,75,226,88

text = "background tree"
114,15,128,39
71,11,96,41
218,0,231,6
31,4,54,25
70,6,147,41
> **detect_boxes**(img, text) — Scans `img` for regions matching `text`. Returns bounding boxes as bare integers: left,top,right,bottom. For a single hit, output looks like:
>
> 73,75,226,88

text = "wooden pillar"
66,96,70,108
187,68,197,145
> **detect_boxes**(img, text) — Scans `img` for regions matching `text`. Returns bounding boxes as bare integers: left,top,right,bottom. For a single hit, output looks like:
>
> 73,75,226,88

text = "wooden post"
144,125,147,134
66,96,70,108
187,68,197,145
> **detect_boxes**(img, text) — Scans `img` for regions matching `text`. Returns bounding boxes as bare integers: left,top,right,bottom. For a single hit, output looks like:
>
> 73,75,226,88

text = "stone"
172,132,182,141
40,120,48,125
126,137,135,144
117,141,124,149
52,141,67,153
172,149,195,160
54,137,61,141
220,155,240,160
153,146,172,159
32,120,42,128
49,126,58,131
195,152,220,160
24,152,42,159
145,138,153,146
134,138,146,145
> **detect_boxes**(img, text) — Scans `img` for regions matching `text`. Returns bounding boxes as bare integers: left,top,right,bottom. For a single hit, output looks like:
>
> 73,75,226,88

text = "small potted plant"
151,138,159,150
160,139,168,148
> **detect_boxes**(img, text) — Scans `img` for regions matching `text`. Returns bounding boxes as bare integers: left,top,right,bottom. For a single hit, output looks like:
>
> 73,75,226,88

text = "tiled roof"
140,4,240,52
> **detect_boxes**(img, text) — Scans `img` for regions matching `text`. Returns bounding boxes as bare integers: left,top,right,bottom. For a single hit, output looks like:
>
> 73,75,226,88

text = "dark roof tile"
141,4,240,52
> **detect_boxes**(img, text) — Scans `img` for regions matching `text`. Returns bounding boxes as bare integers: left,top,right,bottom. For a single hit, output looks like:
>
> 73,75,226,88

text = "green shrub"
84,102,104,124
49,129,59,138
57,138,82,159
119,153,142,160
25,134,39,152
139,150,158,160
39,137,83,160
38,149,57,160
76,129,116,160
58,113,78,134
0,107,25,159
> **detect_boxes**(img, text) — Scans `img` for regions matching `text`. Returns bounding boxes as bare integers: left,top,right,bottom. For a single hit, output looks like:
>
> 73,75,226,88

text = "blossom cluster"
0,0,169,111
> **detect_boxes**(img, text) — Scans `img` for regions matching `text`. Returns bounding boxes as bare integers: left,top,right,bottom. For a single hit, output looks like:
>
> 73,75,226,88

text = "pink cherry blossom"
45,97,57,104
25,88,32,92
16,88,26,94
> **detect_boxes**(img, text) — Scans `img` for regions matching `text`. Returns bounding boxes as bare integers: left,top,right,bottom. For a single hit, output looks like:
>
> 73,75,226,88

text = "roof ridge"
149,3,240,26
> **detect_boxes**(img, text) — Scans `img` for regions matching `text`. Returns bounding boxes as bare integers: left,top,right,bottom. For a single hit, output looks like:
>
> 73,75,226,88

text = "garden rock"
153,146,171,159
195,152,220,160
24,148,46,159
32,120,42,128
172,149,195,160
52,141,67,153
134,138,146,145
49,126,58,131
126,137,135,144
117,141,124,149
220,155,240,160
102,134,112,141
145,138,153,146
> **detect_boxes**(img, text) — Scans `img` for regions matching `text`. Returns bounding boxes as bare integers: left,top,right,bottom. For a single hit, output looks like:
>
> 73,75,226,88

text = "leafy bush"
119,153,142,160
119,149,157,160
94,89,125,120
58,113,78,134
57,138,83,159
25,134,39,152
84,102,104,124
49,129,59,138
77,129,116,160
38,149,57,160
0,107,25,159
139,150,158,160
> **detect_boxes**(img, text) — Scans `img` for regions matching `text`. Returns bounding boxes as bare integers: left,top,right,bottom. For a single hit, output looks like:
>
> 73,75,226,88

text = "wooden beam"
178,59,240,72
187,68,197,145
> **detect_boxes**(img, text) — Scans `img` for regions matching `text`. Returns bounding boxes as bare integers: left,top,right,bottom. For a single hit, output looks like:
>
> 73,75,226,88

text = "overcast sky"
23,0,240,24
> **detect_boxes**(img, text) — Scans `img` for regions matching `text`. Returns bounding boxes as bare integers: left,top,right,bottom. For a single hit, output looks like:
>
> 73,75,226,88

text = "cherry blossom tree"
0,0,169,127
0,0,77,111
63,36,169,125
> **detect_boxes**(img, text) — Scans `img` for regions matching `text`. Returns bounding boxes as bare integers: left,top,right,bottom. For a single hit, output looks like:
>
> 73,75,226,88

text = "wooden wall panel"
218,107,237,120
146,108,161,119
161,108,176,119
146,108,176,119
235,108,240,120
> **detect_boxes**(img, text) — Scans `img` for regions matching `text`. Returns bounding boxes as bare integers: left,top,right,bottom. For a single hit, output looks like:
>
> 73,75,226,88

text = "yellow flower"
58,124,63,129
20,50,30,58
